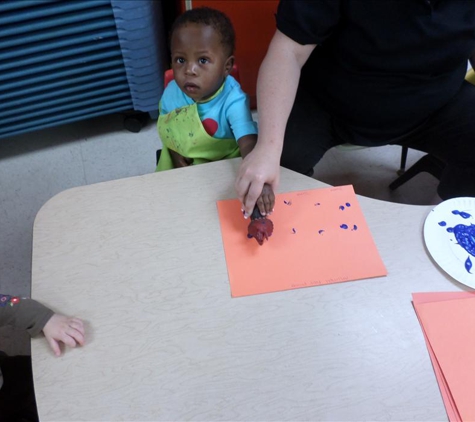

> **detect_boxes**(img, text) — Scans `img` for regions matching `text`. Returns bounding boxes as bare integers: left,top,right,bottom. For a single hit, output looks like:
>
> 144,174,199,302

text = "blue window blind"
0,0,134,139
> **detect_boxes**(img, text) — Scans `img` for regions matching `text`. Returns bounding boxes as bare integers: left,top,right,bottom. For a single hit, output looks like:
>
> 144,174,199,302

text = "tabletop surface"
31,158,460,421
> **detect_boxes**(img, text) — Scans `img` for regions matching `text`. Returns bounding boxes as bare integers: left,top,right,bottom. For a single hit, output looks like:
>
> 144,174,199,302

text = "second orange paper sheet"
217,185,387,297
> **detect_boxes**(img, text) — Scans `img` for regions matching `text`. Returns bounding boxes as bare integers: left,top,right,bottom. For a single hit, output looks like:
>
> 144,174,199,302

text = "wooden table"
31,158,459,421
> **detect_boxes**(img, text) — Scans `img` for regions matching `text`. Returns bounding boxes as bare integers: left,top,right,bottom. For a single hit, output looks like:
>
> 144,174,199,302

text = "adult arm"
235,29,316,217
238,134,275,215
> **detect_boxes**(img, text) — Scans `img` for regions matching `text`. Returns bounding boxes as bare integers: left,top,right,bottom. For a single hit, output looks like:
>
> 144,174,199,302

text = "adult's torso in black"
276,0,475,142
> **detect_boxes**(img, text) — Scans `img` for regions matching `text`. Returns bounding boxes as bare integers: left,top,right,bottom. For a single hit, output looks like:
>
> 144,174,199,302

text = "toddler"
156,7,274,216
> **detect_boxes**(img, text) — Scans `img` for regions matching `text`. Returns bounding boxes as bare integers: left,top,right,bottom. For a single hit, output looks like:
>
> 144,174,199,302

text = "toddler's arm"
0,294,84,356
0,294,53,336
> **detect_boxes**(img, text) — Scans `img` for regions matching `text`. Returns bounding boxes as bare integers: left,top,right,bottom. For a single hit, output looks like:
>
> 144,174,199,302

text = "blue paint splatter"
339,205,345,211
352,225,358,231
318,230,324,235
284,200,292,205
466,256,473,274
346,203,351,207
314,202,321,206
452,210,471,219
445,223,475,273
451,224,475,256
438,221,447,226
292,228,297,234
247,234,253,239
340,224,348,230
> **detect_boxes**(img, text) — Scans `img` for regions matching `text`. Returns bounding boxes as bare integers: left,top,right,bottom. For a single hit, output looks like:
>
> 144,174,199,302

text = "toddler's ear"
224,56,235,76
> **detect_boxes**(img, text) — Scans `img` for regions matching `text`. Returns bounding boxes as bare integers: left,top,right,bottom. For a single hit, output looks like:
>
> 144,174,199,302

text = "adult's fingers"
243,180,265,217
234,173,248,205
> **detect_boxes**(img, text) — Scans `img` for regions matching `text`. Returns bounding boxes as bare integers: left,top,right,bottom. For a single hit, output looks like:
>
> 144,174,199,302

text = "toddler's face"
171,23,233,102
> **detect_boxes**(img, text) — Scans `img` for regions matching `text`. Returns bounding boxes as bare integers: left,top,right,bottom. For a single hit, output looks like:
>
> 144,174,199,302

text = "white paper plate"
424,197,475,288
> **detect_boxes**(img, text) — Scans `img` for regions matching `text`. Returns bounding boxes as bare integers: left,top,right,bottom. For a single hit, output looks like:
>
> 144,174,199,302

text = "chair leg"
156,149,162,165
389,154,445,191
398,146,408,175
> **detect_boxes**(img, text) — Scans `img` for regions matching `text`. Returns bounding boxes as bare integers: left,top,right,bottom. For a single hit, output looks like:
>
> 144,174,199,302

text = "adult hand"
236,30,314,217
42,314,85,356
235,143,280,217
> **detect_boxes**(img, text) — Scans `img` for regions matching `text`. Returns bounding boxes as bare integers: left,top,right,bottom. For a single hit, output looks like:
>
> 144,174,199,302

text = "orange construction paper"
413,292,475,422
217,185,387,297
412,292,474,422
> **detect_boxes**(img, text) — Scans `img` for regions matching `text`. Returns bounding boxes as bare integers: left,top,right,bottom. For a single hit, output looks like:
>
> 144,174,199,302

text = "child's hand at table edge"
256,183,275,216
170,149,193,168
42,314,85,357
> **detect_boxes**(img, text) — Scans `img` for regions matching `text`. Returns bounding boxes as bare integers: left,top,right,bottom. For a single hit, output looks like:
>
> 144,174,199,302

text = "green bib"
156,102,241,171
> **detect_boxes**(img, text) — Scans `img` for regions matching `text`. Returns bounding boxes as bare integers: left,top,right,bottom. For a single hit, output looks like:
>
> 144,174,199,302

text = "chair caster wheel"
124,113,149,133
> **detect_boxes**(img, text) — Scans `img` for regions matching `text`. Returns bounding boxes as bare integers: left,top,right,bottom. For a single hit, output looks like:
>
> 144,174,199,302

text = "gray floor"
0,112,441,355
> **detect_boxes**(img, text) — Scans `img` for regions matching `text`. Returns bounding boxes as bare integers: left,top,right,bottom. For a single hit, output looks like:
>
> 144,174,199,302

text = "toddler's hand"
256,183,275,216
42,314,85,357
170,149,193,168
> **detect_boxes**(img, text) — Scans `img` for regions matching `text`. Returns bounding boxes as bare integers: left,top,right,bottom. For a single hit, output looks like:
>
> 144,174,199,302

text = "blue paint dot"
352,225,358,231
247,234,253,239
292,228,297,234
452,210,471,219
438,221,447,226
340,224,348,230
346,203,351,207
447,227,454,233
339,205,345,211
466,256,473,273
318,230,324,235
314,202,321,206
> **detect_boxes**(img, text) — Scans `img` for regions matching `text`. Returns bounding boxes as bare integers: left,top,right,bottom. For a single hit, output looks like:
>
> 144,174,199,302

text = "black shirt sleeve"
276,0,341,45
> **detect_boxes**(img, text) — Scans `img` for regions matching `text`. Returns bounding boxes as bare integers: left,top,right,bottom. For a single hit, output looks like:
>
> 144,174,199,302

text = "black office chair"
389,147,445,191
389,68,474,191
